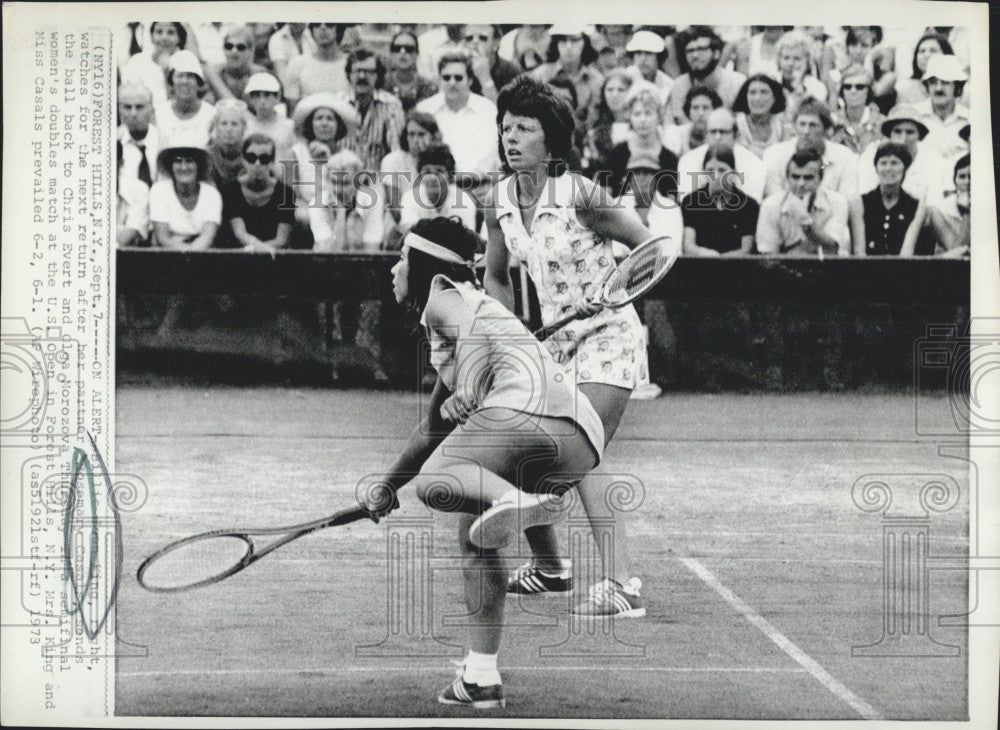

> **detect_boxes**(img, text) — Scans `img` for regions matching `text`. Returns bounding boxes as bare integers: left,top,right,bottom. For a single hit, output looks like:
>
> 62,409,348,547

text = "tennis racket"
533,234,678,340
137,505,369,593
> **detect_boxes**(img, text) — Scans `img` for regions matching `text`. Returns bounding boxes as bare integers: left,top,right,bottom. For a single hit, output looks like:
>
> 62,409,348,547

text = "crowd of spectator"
117,22,972,259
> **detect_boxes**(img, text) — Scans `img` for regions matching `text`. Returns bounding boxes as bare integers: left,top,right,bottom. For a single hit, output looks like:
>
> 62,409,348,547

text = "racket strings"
603,240,672,305
139,534,253,591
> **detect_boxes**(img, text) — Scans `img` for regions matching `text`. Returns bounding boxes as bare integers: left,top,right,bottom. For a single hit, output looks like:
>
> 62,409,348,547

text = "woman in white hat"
149,134,222,249
156,50,216,150
244,72,295,164
530,23,604,122
288,93,360,231
203,24,269,101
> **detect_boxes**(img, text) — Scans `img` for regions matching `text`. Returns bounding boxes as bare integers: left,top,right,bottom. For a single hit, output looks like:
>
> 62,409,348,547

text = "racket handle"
533,311,579,340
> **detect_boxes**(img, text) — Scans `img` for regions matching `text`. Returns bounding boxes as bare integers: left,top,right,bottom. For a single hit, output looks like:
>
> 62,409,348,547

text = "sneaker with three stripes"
506,562,573,594
570,577,646,618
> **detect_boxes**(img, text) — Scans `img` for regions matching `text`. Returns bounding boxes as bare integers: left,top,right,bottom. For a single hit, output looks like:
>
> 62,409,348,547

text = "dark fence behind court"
116,251,969,391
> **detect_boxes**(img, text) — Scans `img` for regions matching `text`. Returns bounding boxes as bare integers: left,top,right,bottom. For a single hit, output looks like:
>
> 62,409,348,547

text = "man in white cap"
244,72,295,164
623,29,673,107
856,105,947,203
676,108,765,202
914,54,970,157
156,50,215,150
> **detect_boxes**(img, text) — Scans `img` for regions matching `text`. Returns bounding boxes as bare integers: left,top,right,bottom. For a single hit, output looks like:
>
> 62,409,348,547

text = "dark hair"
399,111,440,151
241,132,276,156
953,153,970,178
845,25,883,47
911,33,953,79
547,76,579,110
460,23,501,40
703,142,736,170
873,141,913,170
160,147,209,180
787,146,824,177
546,32,599,67
496,75,576,176
166,68,207,91
307,22,350,45
683,26,723,54
437,50,475,78
732,74,786,115
390,29,419,53
837,64,874,105
304,108,349,144
417,143,456,177
682,85,723,118
404,217,480,311
793,97,834,129
346,48,387,89
518,48,545,71
151,22,187,49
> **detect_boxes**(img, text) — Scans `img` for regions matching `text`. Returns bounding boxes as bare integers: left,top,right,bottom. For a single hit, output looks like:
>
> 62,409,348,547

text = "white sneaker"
469,490,568,549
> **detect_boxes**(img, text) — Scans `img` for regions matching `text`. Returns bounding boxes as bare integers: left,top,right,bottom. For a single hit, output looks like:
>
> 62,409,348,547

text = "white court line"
680,557,882,721
119,666,806,678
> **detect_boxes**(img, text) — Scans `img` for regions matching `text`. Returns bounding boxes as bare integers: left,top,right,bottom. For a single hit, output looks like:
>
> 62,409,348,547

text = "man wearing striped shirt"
334,48,406,172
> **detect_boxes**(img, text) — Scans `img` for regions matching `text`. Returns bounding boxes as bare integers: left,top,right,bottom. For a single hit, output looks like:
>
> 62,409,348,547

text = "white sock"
463,650,501,686
539,559,571,577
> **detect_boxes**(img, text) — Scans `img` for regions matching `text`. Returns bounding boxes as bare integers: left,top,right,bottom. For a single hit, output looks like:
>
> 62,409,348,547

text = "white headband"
404,232,472,267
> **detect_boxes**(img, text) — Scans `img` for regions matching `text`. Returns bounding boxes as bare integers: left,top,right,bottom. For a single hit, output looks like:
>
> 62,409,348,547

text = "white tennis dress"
494,172,648,390
422,275,605,463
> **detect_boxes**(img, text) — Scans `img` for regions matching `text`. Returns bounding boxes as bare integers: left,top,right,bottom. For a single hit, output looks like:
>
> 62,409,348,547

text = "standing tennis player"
364,216,606,708
483,76,661,616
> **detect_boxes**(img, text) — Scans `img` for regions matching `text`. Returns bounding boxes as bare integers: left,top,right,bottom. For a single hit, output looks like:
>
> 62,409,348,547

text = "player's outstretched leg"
437,513,506,709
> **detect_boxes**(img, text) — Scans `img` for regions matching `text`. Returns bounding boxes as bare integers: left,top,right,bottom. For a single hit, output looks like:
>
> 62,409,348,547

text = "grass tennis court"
115,386,968,720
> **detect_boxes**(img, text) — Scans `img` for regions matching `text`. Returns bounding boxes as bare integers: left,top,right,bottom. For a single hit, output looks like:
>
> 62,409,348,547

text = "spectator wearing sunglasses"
219,133,294,252
284,22,351,109
244,72,295,165
204,25,269,101
828,65,885,154
460,24,521,102
385,31,439,113
331,49,405,173
414,51,499,184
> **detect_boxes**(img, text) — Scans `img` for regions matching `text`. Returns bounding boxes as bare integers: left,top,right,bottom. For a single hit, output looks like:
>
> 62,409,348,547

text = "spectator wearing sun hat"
289,92,360,230
244,72,295,165
531,23,604,122
857,104,947,203
149,130,222,249
623,30,673,107
156,50,216,149
913,54,969,135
